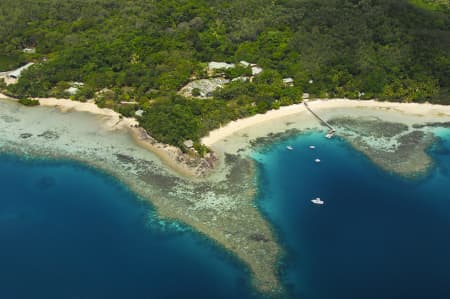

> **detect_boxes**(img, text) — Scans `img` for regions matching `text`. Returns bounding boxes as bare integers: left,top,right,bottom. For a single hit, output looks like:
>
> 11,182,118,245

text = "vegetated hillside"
409,0,449,12
0,0,449,147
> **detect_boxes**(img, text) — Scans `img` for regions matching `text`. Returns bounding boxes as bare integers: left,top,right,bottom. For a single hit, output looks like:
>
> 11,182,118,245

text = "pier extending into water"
304,101,336,137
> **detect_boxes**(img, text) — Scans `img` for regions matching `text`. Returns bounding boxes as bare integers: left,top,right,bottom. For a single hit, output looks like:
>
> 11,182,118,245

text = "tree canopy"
1,0,449,146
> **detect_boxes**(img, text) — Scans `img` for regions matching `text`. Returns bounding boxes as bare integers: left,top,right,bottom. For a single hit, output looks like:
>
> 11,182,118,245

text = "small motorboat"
309,145,316,149
287,145,294,150
315,158,321,163
311,197,324,205
325,130,336,139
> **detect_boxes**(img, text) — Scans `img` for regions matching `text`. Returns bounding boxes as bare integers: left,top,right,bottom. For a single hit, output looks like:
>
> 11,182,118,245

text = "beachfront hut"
207,61,236,77
183,139,194,148
72,82,84,87
65,87,80,95
135,110,144,117
251,66,263,76
64,82,86,95
231,76,250,83
8,63,34,79
120,101,138,105
23,48,36,54
208,62,235,70
239,61,251,67
282,77,294,87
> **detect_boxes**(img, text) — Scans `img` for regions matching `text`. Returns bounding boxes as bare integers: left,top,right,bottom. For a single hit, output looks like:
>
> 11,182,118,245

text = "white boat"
325,130,336,139
309,145,316,149
315,158,321,163
311,198,324,205
287,145,294,150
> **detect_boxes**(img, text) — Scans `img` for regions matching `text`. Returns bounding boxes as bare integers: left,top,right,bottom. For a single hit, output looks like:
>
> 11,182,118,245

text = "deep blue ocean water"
253,130,450,299
1,129,450,299
0,156,258,299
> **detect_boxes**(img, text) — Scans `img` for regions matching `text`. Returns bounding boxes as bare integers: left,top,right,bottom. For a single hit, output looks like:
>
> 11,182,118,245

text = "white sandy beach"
0,93,208,177
2,93,450,174
0,93,11,100
0,93,138,130
4,92,449,146
202,99,450,148
38,97,139,130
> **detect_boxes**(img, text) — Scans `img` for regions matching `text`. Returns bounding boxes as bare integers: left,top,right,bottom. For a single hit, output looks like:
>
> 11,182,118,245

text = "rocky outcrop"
130,127,217,177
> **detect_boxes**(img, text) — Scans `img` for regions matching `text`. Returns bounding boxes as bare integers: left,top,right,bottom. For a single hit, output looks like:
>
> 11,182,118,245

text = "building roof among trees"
8,63,34,79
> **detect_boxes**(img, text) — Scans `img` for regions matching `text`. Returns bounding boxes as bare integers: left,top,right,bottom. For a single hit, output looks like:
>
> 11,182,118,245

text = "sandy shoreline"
0,93,138,130
38,97,139,130
0,94,211,178
4,92,450,148
2,93,450,176
202,99,450,147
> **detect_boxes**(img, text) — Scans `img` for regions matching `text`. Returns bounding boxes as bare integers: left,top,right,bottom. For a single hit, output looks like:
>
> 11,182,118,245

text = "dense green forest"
0,0,449,148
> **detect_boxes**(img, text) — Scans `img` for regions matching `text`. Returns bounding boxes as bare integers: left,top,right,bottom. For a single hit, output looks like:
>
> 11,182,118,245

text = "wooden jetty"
303,101,336,137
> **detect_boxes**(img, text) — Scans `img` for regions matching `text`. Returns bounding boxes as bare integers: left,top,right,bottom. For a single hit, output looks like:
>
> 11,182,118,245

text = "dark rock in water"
224,153,239,165
36,176,56,189
249,233,270,242
329,117,408,138
412,122,450,129
226,155,253,186
37,130,59,140
20,133,33,139
250,128,302,149
398,130,425,145
115,153,135,164
328,116,436,176
134,158,179,189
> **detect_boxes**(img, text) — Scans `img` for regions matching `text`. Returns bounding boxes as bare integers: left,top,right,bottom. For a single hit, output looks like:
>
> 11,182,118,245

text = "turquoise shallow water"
1,129,450,299
253,129,450,299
